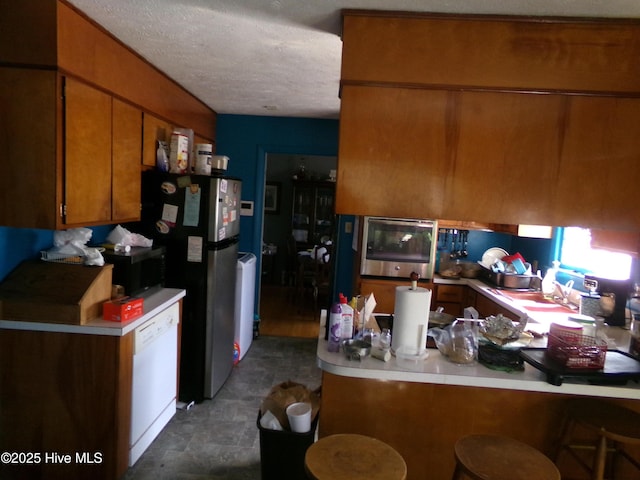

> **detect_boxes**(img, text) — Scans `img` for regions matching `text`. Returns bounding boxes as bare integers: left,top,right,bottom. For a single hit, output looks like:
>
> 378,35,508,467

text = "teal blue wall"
216,114,354,303
0,225,113,281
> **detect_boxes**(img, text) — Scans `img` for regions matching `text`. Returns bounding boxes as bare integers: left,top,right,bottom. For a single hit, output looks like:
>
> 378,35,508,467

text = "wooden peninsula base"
318,371,640,480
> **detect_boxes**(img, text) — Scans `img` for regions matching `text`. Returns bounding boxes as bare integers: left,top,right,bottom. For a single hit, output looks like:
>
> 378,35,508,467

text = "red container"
102,296,143,322
546,333,607,369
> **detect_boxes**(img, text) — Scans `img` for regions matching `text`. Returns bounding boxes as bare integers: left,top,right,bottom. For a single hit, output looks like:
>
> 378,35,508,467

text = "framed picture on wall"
264,182,281,214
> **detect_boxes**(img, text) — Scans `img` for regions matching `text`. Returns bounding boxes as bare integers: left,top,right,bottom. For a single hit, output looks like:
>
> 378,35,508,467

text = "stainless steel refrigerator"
138,171,242,403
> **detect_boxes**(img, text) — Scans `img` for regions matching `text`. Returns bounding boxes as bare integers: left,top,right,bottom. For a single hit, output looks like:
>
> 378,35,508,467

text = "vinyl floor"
123,286,322,480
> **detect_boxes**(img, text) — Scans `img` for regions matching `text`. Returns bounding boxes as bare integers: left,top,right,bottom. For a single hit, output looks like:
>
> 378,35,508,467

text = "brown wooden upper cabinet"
337,11,640,232
0,71,142,229
0,0,216,229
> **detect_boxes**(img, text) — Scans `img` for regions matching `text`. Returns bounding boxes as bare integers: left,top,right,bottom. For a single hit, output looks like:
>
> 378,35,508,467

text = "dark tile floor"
123,336,321,480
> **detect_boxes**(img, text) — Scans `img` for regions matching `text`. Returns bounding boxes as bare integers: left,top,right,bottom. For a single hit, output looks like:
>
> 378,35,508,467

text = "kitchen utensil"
461,230,468,257
450,229,458,259
342,339,371,360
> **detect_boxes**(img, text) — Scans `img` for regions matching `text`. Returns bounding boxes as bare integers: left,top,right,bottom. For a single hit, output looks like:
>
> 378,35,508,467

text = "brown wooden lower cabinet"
319,372,640,480
358,277,434,314
474,291,521,319
433,284,465,317
0,329,133,480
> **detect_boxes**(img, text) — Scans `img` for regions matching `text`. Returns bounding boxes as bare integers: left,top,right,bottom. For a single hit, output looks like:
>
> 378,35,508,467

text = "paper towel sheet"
392,286,432,352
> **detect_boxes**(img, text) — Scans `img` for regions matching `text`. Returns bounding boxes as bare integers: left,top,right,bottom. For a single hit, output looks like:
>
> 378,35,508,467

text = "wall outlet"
345,221,352,234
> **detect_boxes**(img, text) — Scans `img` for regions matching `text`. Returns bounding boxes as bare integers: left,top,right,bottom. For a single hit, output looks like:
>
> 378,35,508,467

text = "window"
559,227,632,280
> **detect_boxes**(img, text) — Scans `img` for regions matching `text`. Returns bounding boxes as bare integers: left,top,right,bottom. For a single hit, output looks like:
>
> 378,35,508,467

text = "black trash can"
257,411,319,480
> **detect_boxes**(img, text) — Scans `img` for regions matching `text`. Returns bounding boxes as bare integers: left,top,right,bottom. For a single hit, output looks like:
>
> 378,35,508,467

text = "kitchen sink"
491,289,577,313
496,291,557,304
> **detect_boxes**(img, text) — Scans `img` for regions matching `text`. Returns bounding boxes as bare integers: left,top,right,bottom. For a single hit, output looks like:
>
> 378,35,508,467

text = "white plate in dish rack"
479,247,508,269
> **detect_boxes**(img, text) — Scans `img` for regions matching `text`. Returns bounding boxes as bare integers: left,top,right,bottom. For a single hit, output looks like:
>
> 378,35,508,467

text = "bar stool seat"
304,433,407,480
452,434,561,480
554,398,640,480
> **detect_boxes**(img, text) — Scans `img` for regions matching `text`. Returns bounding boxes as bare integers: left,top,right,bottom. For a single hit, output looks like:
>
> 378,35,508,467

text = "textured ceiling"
67,0,640,119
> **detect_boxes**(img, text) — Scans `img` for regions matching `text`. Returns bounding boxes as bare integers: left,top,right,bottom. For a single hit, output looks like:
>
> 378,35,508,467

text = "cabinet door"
359,278,434,314
337,85,450,218
474,294,517,319
64,77,112,225
0,68,58,229
555,96,640,230
112,99,142,221
448,91,564,226
359,278,400,314
434,284,464,316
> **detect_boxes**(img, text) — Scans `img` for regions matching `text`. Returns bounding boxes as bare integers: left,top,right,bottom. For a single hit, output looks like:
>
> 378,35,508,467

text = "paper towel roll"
392,286,432,353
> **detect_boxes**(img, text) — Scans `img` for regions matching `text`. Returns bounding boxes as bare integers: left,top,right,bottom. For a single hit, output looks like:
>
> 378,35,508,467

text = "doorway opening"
258,153,337,337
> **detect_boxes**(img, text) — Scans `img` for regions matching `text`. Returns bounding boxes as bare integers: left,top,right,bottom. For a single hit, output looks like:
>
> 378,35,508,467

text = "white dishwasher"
129,302,179,466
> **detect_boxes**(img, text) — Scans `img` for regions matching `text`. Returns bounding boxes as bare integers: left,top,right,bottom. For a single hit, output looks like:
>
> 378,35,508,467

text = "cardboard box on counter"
103,296,144,322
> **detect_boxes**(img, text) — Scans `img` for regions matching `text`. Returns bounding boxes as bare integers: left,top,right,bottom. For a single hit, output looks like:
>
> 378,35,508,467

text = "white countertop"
317,336,640,400
317,278,640,400
439,277,632,337
0,288,185,337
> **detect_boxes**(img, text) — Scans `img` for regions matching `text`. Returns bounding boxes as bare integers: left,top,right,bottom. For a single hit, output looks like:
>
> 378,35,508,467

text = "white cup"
286,402,312,433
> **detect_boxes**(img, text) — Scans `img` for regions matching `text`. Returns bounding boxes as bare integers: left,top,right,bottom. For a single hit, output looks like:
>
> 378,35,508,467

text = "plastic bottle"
379,328,392,352
339,293,354,340
542,260,559,297
327,300,342,352
156,141,169,172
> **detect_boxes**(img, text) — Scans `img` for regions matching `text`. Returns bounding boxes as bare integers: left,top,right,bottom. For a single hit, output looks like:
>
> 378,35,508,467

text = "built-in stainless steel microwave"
360,217,438,280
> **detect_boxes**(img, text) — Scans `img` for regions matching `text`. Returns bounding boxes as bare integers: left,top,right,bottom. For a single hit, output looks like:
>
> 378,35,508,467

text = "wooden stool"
452,434,561,480
304,433,407,480
554,398,640,480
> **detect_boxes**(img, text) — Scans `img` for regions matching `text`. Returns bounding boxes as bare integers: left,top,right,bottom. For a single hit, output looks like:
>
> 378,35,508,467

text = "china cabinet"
291,180,336,248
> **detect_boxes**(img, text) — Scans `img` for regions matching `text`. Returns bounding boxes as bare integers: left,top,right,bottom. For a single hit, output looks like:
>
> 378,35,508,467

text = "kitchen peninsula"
0,288,185,480
316,281,640,480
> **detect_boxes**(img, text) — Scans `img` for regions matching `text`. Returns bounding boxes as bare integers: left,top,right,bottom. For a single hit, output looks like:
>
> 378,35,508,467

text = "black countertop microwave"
102,246,166,296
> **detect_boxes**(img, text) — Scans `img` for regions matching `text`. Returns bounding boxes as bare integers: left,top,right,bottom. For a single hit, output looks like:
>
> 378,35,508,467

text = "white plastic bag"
107,225,153,248
259,410,283,431
49,228,105,266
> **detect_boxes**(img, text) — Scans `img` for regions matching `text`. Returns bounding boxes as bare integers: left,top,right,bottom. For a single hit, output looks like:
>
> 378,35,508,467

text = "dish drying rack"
40,250,85,264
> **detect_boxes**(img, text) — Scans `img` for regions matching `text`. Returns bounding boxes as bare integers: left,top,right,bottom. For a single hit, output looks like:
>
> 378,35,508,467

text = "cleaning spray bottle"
328,298,342,353
542,260,560,297
339,293,354,340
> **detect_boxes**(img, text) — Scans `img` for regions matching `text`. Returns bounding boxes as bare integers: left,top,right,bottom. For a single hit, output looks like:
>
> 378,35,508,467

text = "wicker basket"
546,333,607,369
